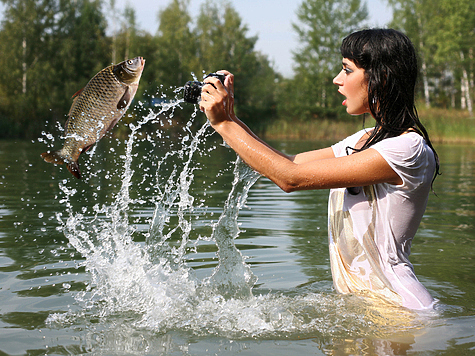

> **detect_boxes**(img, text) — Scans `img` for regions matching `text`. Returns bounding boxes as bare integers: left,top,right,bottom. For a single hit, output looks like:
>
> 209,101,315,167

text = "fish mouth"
133,56,145,72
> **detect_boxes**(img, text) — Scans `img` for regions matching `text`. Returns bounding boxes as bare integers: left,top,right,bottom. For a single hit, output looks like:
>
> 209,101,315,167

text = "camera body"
183,73,226,104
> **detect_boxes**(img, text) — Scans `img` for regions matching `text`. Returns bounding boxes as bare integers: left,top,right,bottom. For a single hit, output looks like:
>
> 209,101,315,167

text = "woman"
199,29,440,310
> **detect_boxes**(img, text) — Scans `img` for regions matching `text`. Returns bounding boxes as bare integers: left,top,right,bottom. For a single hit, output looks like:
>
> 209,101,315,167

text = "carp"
41,56,145,179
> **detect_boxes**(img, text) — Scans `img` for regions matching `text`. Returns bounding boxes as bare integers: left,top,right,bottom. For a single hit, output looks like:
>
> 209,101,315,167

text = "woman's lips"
342,99,347,106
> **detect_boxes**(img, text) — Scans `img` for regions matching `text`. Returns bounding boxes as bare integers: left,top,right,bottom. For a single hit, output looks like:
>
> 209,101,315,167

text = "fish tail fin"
41,150,81,179
41,150,65,165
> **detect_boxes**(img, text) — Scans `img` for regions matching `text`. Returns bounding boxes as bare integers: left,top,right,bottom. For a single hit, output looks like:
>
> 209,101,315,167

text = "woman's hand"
199,70,235,126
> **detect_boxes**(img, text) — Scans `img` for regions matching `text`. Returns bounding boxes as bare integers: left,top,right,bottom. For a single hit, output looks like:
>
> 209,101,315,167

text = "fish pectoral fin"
117,86,131,110
106,117,121,133
83,144,94,153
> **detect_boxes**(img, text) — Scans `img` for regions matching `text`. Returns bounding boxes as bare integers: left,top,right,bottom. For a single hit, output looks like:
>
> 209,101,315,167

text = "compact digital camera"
183,73,226,104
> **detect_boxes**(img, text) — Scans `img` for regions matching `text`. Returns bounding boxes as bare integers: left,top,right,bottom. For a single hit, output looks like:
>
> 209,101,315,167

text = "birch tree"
291,0,367,118
389,0,475,115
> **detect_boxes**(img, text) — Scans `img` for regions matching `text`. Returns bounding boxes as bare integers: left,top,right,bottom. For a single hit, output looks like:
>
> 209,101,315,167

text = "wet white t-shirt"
329,128,436,309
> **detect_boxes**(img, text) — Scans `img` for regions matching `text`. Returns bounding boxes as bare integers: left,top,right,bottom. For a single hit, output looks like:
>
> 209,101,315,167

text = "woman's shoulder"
372,132,435,172
374,132,427,154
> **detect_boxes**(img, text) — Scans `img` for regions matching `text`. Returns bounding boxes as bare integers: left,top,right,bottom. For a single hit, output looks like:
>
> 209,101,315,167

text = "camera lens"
183,73,226,104
183,81,204,104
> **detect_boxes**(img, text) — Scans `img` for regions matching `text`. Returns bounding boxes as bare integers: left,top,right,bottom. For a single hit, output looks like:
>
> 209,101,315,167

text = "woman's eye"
343,68,352,74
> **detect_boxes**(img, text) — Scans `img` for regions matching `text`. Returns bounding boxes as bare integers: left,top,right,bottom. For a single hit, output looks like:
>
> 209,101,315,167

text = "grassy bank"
260,118,363,141
260,108,474,143
417,108,475,144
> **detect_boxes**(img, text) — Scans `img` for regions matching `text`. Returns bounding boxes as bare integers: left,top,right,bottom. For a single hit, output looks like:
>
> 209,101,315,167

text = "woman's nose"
333,70,343,86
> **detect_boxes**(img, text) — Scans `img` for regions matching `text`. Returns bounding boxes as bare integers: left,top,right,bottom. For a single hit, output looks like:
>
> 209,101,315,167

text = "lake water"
1,108,474,355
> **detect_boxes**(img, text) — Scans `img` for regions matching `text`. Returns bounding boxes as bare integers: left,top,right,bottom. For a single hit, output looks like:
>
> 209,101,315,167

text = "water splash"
201,158,260,299
46,96,429,341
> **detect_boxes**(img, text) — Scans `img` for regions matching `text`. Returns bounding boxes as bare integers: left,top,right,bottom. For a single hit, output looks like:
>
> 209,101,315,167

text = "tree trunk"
421,58,430,107
460,51,473,117
22,37,27,95
417,16,430,107
124,27,129,60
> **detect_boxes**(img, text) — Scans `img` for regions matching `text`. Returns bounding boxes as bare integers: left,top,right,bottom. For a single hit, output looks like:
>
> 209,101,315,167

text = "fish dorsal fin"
64,116,70,131
117,86,131,110
67,96,80,118
67,87,84,118
72,88,84,98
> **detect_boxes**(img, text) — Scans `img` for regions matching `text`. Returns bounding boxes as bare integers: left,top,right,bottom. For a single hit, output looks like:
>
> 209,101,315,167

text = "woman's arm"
231,113,335,163
208,118,400,192
200,72,401,192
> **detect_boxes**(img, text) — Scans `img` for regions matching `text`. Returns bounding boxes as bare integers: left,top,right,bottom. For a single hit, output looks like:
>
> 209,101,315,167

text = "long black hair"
341,29,440,185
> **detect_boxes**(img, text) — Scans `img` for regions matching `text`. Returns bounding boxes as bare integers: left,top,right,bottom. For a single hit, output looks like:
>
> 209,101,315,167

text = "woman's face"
333,58,369,116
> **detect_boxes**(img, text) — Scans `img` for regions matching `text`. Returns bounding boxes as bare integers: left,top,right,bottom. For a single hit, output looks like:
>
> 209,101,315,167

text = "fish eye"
127,59,133,65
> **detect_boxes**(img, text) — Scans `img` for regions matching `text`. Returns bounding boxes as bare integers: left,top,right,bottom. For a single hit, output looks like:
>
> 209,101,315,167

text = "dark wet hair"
341,28,440,186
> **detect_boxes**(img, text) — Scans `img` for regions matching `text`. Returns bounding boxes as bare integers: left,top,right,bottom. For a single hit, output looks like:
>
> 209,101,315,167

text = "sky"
0,0,393,77
115,0,393,77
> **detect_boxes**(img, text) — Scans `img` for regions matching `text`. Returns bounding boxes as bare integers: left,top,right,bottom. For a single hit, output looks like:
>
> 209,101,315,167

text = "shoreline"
259,108,475,144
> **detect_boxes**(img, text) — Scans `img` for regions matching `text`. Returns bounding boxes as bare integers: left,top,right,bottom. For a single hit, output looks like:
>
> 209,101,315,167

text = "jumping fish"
41,57,145,179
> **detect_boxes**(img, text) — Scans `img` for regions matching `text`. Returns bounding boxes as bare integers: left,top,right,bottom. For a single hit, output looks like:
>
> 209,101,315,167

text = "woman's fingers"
199,71,235,125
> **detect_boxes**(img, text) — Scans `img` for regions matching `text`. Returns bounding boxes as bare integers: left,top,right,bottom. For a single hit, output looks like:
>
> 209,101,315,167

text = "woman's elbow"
270,168,316,193
276,180,300,193
280,185,295,193
276,176,323,193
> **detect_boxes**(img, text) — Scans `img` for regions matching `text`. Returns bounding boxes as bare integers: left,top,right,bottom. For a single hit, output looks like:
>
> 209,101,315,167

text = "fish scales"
67,68,122,145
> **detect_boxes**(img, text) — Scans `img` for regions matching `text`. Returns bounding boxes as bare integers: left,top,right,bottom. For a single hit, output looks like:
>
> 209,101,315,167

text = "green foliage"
194,0,278,125
0,0,58,136
286,0,368,121
0,0,110,137
153,0,197,88
388,0,475,112
0,0,472,140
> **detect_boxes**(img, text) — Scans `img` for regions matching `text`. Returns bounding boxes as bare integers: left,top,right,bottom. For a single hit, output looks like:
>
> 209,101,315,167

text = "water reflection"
1,134,475,355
